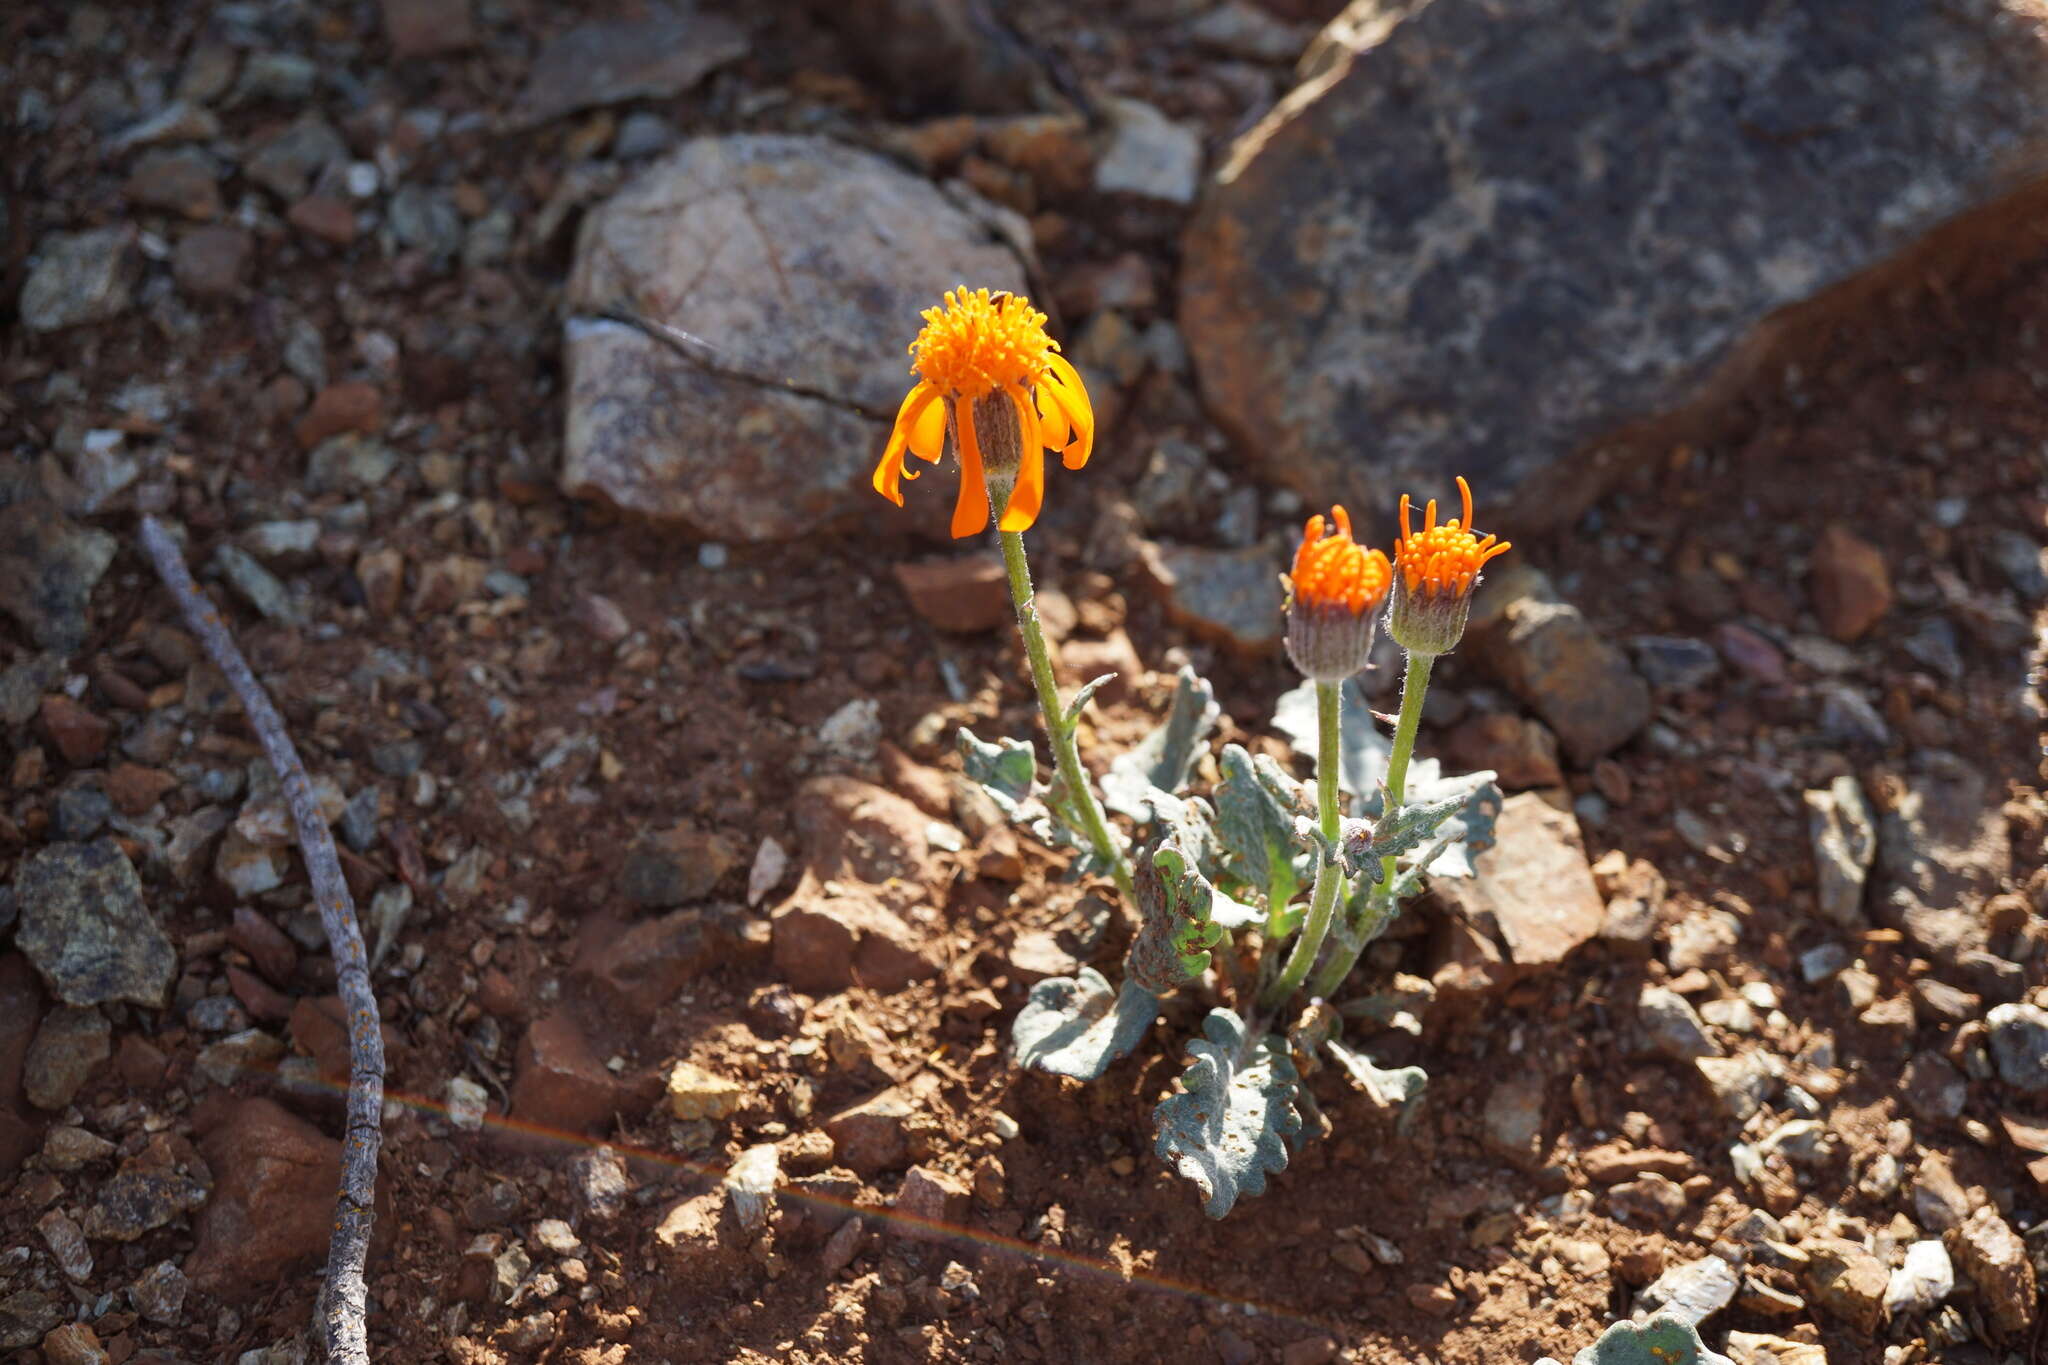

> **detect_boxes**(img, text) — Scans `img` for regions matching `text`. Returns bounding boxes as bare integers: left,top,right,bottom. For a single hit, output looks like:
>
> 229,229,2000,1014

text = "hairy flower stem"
1307,651,1434,1000
1262,680,1343,1008
999,528,1137,904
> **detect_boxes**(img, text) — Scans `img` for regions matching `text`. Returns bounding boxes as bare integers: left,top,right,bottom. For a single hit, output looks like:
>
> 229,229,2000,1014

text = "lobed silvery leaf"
1340,791,1474,883
1062,673,1117,728
1272,677,1390,803
1103,667,1220,821
1326,1037,1428,1127
1354,761,1503,880
1214,745,1308,914
1012,968,1159,1081
1153,1009,1301,1218
1155,790,1227,886
958,728,1041,816
1537,1314,1734,1365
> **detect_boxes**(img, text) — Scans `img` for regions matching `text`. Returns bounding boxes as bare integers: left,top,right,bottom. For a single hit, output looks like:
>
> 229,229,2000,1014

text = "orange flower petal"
1045,353,1093,428
1035,381,1070,452
999,389,1046,533
909,390,947,462
951,401,990,538
1041,372,1093,470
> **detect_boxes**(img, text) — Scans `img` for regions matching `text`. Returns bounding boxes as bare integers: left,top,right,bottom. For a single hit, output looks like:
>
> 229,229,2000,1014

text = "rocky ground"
4,2,2048,1364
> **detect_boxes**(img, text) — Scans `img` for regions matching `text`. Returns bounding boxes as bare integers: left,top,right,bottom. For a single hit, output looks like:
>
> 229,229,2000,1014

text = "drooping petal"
999,438,1046,533
908,389,948,462
1034,380,1070,451
1040,370,1094,470
951,401,990,538
874,383,939,504
1044,353,1094,429
999,386,1046,532
1007,383,1041,464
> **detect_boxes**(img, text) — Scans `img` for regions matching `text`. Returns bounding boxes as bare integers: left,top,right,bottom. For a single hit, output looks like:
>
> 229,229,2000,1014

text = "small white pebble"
698,542,728,569
992,1112,1020,1141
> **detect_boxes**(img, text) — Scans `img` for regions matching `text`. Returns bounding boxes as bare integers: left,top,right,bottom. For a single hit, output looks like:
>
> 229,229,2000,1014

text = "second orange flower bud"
1285,505,1391,683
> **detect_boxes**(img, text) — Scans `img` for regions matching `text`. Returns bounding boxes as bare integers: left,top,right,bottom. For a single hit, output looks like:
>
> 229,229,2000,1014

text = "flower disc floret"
911,287,1052,400
1291,506,1391,617
1386,475,1511,657
1392,475,1510,601
872,286,1096,539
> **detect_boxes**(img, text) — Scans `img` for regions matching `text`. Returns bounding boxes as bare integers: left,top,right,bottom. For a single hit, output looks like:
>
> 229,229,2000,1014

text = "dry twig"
138,516,384,1363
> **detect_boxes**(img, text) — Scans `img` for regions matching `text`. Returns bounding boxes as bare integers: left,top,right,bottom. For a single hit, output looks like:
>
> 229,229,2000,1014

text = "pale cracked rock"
1635,1254,1739,1328
1433,792,1604,975
1873,750,2008,962
1181,0,2048,529
666,1060,743,1121
1637,985,1723,1062
1945,1204,2037,1336
562,134,1024,541
1465,567,1650,763
1802,1238,1888,1336
19,227,138,332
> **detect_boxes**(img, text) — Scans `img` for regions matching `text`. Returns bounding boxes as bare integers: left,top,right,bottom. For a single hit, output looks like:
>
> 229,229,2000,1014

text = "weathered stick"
138,516,383,1363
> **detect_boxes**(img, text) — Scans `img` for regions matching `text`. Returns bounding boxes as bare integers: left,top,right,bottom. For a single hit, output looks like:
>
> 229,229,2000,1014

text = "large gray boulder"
561,134,1026,541
1181,0,2048,529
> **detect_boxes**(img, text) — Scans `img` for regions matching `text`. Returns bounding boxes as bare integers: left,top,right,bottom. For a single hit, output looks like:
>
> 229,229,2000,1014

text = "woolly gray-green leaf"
1103,667,1220,821
1355,761,1502,880
1153,1009,1300,1218
1558,1314,1734,1365
1326,1037,1427,1126
1011,968,1158,1081
957,728,1040,816
1214,744,1308,914
1272,677,1390,803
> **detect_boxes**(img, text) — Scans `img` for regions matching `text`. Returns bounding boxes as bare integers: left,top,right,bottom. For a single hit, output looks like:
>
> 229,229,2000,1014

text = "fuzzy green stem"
998,528,1136,904
1261,679,1343,1008
1307,651,1434,999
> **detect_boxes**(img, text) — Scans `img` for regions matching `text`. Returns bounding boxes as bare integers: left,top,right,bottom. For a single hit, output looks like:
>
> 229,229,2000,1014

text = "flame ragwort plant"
875,287,1510,1217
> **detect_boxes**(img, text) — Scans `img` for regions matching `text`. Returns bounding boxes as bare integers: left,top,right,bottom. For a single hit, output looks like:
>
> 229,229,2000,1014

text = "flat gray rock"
13,841,176,1009
513,3,748,127
562,134,1025,541
1181,0,2048,523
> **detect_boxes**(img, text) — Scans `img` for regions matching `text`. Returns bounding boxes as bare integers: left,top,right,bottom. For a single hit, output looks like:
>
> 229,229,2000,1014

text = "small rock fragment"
666,1060,743,1121
893,1164,970,1239
1804,776,1875,927
1987,1002,2048,1092
1809,525,1891,642
1638,985,1723,1062
892,555,1011,633
1884,1239,1953,1317
1635,1254,1739,1327
1945,1204,2037,1336
24,1006,111,1111
1803,1238,1888,1336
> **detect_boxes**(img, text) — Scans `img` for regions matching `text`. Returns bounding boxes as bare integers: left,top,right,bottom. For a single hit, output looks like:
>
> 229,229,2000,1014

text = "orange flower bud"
1285,505,1391,682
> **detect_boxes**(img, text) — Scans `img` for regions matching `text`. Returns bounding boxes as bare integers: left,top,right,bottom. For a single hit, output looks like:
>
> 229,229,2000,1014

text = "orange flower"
1291,506,1392,616
1387,475,1511,656
872,287,1095,538
1286,505,1392,682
